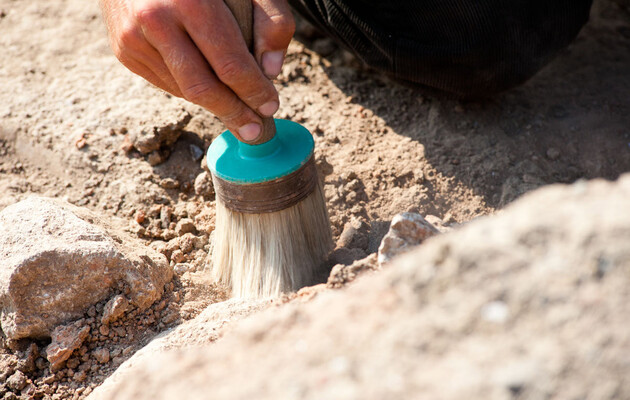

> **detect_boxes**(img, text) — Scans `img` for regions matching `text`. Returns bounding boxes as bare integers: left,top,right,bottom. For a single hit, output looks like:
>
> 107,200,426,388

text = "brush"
207,0,333,298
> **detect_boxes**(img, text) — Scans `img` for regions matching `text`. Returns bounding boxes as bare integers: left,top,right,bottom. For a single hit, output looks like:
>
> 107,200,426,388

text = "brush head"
207,119,317,213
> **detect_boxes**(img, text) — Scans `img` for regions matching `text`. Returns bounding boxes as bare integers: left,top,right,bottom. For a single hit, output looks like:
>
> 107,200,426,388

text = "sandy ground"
0,0,629,398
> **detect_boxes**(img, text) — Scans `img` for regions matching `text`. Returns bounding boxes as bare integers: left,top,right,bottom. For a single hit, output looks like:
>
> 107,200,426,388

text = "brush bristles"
211,180,333,298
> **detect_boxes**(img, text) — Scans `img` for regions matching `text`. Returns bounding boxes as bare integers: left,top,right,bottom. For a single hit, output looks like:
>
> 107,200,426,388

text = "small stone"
122,346,134,357
173,263,192,275
99,325,110,336
378,212,440,265
160,207,173,229
135,210,146,224
66,358,80,370
6,370,28,391
189,144,204,161
175,218,196,236
159,178,179,189
193,172,214,198
74,370,87,382
101,295,130,325
336,217,369,250
147,151,165,166
93,348,110,364
45,321,90,372
171,249,185,264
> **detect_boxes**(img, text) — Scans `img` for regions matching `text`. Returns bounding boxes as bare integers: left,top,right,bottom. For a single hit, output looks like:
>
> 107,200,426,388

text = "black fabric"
289,0,593,96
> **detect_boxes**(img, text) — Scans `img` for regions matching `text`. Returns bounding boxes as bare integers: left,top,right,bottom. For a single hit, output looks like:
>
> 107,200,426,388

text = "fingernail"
262,51,284,78
258,101,279,117
238,123,261,142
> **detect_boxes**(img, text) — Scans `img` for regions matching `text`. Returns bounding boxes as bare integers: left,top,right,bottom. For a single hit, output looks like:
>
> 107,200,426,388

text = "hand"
100,0,295,142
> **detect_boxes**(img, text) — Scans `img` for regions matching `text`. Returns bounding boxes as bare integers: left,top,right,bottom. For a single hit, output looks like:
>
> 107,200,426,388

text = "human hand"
100,0,295,142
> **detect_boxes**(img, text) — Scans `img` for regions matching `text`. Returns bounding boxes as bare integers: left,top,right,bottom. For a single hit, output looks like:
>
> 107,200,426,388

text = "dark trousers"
289,0,593,96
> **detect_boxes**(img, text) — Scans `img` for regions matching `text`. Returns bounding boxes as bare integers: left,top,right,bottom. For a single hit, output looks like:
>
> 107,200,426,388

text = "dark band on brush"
212,156,318,213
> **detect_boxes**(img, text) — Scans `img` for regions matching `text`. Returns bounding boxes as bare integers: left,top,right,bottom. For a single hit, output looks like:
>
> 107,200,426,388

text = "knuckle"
182,81,217,105
214,57,252,83
117,21,143,49
135,3,168,33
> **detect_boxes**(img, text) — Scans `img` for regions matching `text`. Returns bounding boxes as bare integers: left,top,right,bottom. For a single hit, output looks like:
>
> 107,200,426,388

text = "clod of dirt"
45,321,90,371
129,109,192,155
100,296,130,326
193,171,214,198
378,212,440,265
327,253,378,288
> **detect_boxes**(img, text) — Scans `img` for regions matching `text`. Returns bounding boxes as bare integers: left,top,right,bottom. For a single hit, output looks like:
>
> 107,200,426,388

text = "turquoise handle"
207,119,314,184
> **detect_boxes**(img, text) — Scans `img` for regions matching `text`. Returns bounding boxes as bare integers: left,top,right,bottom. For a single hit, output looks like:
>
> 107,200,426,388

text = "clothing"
289,0,593,96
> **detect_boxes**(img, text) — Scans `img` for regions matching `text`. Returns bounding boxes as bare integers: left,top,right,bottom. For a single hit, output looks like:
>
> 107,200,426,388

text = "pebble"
189,144,204,161
93,348,110,364
194,171,214,198
175,218,196,236
6,370,28,391
101,295,130,325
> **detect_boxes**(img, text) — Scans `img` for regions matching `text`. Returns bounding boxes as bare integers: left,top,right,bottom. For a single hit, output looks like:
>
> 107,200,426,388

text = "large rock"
88,174,630,400
0,197,172,340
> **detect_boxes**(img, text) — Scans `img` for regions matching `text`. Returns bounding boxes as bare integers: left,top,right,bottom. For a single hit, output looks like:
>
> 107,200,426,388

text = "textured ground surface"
0,0,629,398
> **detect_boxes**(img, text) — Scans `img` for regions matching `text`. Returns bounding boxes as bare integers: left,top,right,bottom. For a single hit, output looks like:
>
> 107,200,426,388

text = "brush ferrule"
212,156,318,213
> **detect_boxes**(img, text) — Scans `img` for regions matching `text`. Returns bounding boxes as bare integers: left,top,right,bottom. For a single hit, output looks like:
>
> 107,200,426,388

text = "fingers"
177,0,280,119
101,0,294,143
136,2,264,141
252,0,295,78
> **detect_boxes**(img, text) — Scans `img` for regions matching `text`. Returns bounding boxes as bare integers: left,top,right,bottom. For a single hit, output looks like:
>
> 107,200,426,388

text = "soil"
0,0,629,398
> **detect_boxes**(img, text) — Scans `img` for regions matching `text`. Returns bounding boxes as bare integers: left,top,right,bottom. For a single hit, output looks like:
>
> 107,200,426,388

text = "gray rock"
378,212,440,265
45,320,90,371
87,173,630,400
0,196,172,340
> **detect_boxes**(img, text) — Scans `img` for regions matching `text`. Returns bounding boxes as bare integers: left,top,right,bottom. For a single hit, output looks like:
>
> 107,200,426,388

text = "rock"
146,150,166,166
0,196,172,340
5,370,27,392
45,320,90,371
130,109,192,155
327,254,378,288
188,144,204,162
87,174,630,400
101,295,130,326
377,212,440,265
193,171,214,198
93,348,110,364
0,354,16,381
336,217,368,249
175,218,196,236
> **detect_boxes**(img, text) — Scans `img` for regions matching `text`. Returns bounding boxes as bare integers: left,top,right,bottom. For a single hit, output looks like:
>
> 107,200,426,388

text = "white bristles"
211,180,333,298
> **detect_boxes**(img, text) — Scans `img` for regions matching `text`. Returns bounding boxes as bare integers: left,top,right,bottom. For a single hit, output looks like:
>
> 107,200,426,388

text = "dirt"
0,0,629,398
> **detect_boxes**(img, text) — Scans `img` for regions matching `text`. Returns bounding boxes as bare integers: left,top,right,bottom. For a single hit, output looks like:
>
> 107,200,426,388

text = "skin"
100,0,295,142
